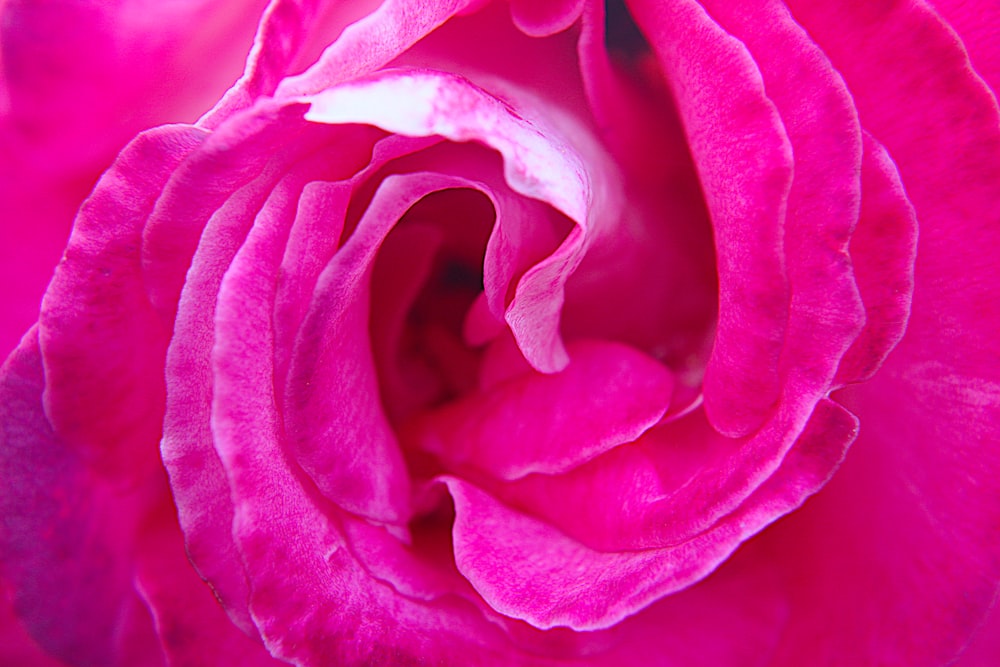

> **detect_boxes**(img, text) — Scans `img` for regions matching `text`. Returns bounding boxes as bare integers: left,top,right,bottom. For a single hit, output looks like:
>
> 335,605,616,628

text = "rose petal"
761,0,1000,663
446,398,856,631
509,0,584,37
274,0,478,99
304,69,614,373
143,103,314,322
0,329,164,667
627,0,792,437
698,0,866,411
210,257,560,667
161,110,369,635
134,504,283,667
929,0,1000,94
404,339,673,479
38,124,206,474
566,2,717,377
286,171,495,523
835,133,918,385
273,133,436,388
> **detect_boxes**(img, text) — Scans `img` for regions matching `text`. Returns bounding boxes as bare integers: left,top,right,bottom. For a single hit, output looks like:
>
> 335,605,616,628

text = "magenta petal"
286,172,488,523
764,0,1000,663
405,340,673,479
142,103,314,322
36,125,205,475
274,0,477,99
509,0,584,37
0,330,164,667
209,291,546,667
929,0,1000,94
699,0,866,409
835,133,918,385
201,0,326,127
134,508,282,667
447,398,855,631
627,0,792,437
304,70,613,373
161,110,353,635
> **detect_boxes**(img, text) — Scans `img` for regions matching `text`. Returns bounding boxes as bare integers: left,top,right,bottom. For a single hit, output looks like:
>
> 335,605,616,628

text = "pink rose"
2,1,998,665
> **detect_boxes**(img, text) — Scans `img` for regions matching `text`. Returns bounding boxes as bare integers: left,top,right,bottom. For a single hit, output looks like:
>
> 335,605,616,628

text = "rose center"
369,188,494,426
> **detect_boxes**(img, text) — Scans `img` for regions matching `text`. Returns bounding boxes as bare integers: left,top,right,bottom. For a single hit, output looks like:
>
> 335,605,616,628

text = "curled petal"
626,0,792,437
446,398,856,631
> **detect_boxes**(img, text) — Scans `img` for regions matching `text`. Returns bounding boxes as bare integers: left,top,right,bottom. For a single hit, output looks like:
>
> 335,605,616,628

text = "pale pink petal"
626,0,792,437
199,0,386,127
304,69,613,373
404,340,673,479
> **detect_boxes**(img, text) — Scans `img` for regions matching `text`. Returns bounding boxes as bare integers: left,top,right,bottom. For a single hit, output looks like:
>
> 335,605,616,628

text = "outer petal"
929,0,1000,95
0,330,164,667
133,503,286,667
835,133,918,385
160,104,398,633
763,0,1000,663
0,0,265,358
38,125,206,473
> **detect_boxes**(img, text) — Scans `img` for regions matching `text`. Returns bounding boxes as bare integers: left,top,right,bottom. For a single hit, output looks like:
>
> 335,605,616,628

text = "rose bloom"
1,0,999,665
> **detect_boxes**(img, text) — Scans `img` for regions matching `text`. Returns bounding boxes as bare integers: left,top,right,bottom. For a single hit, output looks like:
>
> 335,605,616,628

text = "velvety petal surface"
625,0,792,438
0,330,164,667
756,0,1000,663
404,339,673,479
0,0,266,357
446,398,857,631
304,69,617,373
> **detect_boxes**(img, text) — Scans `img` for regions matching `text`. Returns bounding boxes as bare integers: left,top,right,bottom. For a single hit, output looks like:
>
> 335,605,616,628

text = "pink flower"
2,1,998,666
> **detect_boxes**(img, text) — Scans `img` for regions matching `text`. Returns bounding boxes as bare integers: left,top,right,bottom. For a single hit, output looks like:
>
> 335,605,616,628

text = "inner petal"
370,188,494,423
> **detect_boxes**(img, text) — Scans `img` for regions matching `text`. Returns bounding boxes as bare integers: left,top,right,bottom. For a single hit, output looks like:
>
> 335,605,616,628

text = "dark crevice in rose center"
605,0,651,59
369,188,493,429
